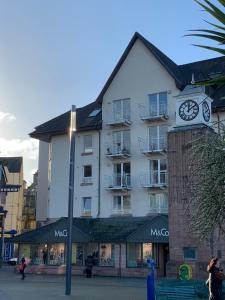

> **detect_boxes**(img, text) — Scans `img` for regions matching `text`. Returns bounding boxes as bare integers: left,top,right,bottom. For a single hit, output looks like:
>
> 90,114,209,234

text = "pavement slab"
0,267,146,300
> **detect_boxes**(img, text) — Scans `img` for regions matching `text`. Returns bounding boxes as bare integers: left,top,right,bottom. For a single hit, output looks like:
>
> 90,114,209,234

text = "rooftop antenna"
191,72,195,85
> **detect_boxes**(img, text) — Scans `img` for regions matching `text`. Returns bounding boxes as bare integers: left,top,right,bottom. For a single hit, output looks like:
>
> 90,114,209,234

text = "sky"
0,0,222,184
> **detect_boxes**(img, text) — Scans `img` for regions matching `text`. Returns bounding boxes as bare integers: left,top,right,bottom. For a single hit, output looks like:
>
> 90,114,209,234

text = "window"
113,162,131,187
88,108,101,117
83,135,92,154
149,92,167,117
149,193,168,213
72,243,84,266
183,247,197,260
112,195,131,213
48,244,65,265
127,243,154,268
149,125,167,150
150,159,167,185
99,244,115,267
112,130,130,154
113,99,131,122
82,197,91,215
83,165,92,184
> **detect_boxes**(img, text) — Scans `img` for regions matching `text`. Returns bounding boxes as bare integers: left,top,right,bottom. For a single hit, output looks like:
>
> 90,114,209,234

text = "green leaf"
204,0,225,25
187,33,225,43
192,44,225,55
188,28,225,38
194,0,225,25
204,20,225,31
217,0,225,7
195,75,225,86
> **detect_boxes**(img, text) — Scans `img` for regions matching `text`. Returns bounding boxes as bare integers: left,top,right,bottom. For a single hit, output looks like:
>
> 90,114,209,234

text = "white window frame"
149,92,168,117
149,125,167,151
83,165,92,184
149,193,168,213
112,130,130,154
113,98,131,122
112,195,131,214
150,159,167,185
83,135,93,154
82,197,92,215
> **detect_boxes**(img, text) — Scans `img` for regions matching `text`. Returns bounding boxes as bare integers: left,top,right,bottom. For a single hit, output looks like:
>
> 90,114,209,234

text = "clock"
179,100,199,121
202,101,210,122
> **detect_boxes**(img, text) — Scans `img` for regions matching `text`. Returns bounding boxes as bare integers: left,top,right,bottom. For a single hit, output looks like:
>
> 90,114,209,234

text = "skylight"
88,108,101,117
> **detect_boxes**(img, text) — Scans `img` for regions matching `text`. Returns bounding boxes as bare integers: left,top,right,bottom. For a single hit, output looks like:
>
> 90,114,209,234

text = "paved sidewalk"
0,267,146,300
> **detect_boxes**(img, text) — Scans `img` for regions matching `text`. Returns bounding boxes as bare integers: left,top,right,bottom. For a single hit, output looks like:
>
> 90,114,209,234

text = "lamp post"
65,105,76,295
0,207,7,267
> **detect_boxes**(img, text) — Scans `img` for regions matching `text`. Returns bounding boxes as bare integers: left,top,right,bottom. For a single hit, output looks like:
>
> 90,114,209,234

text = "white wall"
100,38,179,217
36,141,49,222
48,131,100,218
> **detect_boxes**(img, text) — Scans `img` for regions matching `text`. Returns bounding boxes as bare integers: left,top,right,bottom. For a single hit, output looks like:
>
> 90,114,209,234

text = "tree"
187,128,225,240
187,0,225,86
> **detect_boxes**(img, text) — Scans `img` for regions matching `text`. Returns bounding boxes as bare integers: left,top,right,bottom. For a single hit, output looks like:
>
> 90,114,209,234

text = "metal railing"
82,177,92,184
106,144,131,156
139,104,168,120
105,174,131,189
138,137,167,153
140,171,168,187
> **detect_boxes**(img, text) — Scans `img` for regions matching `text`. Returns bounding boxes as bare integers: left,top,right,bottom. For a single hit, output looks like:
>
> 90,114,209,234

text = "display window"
48,244,65,265
30,244,47,265
127,243,156,268
19,244,31,262
72,243,84,266
99,244,115,267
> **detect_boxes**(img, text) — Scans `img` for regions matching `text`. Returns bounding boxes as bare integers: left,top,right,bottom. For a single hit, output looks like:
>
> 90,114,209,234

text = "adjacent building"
14,32,225,278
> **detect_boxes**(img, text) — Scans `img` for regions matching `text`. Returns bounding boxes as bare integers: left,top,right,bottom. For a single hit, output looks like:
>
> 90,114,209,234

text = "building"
14,32,225,278
0,157,24,233
22,172,37,232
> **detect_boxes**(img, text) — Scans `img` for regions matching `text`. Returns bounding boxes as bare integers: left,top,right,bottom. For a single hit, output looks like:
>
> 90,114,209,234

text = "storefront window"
72,244,84,266
85,243,99,266
127,243,142,267
143,243,153,266
127,243,156,268
99,244,114,267
48,244,65,265
19,244,31,262
30,244,47,265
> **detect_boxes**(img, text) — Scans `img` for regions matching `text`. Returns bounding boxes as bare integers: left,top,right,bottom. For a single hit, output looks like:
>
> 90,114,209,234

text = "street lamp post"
65,105,76,295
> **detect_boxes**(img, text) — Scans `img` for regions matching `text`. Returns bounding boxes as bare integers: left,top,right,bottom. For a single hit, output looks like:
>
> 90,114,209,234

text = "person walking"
85,255,94,278
19,258,27,280
207,257,225,300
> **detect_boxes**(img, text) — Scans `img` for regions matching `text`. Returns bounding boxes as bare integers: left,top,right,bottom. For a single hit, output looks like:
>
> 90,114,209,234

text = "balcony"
106,117,132,127
138,137,167,155
81,177,93,185
111,209,131,215
140,171,168,189
148,206,168,214
139,105,168,122
105,175,132,191
106,144,131,159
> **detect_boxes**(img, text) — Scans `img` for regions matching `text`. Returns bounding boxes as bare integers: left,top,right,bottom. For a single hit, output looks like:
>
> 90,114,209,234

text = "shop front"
12,215,169,277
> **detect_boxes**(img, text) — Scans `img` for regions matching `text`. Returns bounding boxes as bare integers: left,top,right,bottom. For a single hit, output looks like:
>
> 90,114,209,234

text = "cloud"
0,138,38,160
0,112,16,123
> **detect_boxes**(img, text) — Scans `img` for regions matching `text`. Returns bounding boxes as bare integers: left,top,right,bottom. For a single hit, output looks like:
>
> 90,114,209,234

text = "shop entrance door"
163,244,169,277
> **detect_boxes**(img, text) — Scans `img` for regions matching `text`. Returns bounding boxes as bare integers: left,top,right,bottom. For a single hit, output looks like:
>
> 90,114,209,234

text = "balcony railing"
140,171,168,189
105,175,132,190
106,144,131,158
111,208,131,215
106,117,132,127
149,206,168,214
81,177,92,185
139,104,168,122
138,137,167,155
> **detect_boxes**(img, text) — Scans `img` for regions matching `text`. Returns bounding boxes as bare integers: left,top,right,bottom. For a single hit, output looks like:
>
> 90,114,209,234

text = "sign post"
65,105,76,295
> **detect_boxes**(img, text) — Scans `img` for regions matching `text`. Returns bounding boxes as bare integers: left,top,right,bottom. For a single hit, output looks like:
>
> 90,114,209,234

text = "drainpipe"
97,131,101,217
119,244,122,277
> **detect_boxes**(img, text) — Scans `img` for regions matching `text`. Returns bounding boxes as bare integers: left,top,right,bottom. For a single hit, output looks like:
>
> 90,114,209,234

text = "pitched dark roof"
29,32,225,142
30,101,102,142
0,157,23,173
11,215,168,244
96,32,185,104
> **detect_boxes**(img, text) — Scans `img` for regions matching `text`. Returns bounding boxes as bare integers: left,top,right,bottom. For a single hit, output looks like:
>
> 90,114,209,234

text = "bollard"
147,259,156,300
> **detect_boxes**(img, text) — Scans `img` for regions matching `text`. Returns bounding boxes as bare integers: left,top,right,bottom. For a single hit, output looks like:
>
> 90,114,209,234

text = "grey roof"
11,215,168,244
30,101,102,142
176,85,205,97
0,157,23,173
29,32,225,142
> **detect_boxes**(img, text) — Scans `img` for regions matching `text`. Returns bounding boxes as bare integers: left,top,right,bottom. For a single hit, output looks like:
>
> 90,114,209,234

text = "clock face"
202,101,210,122
179,100,199,121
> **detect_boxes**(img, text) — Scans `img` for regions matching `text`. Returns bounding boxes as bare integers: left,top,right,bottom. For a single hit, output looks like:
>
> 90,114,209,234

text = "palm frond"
192,44,225,55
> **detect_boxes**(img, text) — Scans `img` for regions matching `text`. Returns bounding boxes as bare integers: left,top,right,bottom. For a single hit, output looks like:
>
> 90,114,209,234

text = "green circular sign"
179,264,192,280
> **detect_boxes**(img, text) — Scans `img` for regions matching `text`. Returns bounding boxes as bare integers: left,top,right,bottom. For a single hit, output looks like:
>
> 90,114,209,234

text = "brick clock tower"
167,85,217,279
